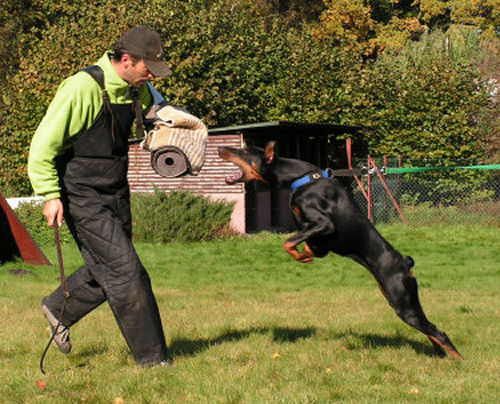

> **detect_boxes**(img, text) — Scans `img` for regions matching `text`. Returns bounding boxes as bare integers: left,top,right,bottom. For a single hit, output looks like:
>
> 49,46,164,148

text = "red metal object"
0,193,50,266
368,157,408,224
345,140,407,224
346,138,368,201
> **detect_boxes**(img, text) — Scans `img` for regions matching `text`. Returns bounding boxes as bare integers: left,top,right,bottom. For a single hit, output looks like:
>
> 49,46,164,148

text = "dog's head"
218,141,276,185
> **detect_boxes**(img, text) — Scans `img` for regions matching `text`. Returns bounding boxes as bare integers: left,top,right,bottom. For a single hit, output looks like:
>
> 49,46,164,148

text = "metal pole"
346,138,368,201
370,157,408,224
367,155,372,221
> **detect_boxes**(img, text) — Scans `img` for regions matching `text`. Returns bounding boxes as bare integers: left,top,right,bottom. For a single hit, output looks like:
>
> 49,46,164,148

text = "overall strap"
80,65,105,88
80,65,116,141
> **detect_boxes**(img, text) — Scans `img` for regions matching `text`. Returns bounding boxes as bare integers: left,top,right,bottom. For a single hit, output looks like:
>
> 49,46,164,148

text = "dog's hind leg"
378,272,463,359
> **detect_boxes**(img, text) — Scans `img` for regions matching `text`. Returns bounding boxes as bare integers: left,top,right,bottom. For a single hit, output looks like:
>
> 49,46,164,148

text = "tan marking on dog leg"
428,335,464,359
283,241,313,263
303,242,315,258
292,205,301,218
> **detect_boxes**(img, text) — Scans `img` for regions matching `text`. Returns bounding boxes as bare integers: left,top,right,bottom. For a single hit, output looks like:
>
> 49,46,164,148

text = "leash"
39,223,70,374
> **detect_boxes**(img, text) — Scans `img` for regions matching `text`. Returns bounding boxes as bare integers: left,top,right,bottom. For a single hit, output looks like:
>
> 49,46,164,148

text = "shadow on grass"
67,328,440,364
69,343,109,368
168,326,316,359
335,331,438,357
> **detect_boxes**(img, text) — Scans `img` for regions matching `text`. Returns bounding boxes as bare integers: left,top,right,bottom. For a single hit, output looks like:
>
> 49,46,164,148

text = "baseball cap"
116,26,172,77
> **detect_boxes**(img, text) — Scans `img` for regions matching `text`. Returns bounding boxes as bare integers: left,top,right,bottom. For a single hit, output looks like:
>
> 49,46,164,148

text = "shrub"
14,201,73,247
14,189,235,246
130,189,236,243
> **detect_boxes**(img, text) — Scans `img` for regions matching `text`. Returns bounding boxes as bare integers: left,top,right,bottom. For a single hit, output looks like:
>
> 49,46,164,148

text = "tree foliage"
342,28,494,162
0,0,498,196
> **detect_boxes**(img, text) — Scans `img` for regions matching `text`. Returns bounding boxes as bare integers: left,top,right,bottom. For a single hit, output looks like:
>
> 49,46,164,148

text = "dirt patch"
9,268,32,276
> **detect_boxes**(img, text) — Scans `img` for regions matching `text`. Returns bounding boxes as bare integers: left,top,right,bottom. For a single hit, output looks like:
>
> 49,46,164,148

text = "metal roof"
208,121,361,136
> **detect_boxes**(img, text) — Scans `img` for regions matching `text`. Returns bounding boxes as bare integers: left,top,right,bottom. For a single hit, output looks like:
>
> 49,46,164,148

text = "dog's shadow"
167,326,317,359
334,331,437,357
71,327,438,363
169,328,438,360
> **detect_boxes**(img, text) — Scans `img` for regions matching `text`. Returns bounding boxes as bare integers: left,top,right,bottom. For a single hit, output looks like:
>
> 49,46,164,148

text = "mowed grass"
0,224,498,403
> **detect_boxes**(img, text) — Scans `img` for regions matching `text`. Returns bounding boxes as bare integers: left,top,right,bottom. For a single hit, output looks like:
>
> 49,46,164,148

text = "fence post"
383,155,388,211
398,155,402,190
346,138,369,201
367,155,372,221
369,156,408,224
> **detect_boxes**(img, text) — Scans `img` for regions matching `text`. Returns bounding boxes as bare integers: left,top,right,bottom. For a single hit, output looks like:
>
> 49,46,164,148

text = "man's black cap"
116,26,171,77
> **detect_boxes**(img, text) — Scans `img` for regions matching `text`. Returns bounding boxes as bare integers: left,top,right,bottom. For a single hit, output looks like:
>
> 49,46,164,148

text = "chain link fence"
348,158,500,226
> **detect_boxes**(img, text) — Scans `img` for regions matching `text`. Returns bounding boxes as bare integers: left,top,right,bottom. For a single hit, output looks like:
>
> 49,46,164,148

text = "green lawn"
1,224,498,403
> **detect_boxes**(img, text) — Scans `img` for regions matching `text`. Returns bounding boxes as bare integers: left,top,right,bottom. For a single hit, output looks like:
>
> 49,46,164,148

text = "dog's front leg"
283,240,315,263
283,220,333,263
285,197,335,263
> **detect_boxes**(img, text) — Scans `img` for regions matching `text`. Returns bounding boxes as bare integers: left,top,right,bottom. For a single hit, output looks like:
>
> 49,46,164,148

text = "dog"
219,141,462,359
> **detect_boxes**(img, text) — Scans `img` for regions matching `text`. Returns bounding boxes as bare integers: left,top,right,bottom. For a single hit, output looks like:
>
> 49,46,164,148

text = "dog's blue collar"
290,169,330,191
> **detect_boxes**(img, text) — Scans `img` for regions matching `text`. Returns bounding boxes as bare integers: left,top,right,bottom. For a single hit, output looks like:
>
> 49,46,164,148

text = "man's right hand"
43,198,64,227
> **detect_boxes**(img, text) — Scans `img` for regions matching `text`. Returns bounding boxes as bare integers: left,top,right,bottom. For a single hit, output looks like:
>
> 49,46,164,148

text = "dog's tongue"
225,171,244,185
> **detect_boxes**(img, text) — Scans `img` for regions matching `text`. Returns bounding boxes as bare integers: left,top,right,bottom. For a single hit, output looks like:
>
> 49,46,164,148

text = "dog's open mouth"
219,147,267,184
225,170,245,185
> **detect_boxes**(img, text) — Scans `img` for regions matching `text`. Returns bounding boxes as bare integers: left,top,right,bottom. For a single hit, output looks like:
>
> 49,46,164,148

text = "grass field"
0,224,498,403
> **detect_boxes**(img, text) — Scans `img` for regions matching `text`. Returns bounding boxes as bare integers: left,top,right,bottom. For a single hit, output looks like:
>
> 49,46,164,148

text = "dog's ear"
264,141,276,164
404,256,415,269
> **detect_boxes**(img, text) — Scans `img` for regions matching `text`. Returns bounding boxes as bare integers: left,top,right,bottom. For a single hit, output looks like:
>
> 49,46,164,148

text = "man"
28,26,171,366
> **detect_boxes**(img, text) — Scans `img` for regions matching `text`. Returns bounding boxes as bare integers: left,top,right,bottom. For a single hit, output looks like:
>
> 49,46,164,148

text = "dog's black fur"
219,141,462,359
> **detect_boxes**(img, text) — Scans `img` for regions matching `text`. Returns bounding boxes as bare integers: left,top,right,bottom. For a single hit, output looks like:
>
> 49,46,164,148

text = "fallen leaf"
36,380,46,391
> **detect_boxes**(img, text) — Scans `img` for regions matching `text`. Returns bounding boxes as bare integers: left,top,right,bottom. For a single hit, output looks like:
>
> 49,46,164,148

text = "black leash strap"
328,168,366,177
40,223,70,374
53,224,69,299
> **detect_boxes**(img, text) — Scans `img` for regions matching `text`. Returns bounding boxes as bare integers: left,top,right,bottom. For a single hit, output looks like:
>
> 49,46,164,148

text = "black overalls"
44,66,168,365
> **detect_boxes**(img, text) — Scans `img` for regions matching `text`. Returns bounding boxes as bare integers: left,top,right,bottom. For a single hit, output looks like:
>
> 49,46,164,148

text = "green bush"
14,190,235,246
14,201,73,247
130,189,236,243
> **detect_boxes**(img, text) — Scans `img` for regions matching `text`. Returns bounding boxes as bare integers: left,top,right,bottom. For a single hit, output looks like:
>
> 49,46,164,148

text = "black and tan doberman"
219,141,462,359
